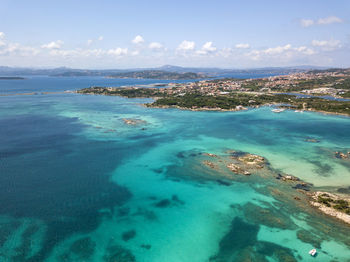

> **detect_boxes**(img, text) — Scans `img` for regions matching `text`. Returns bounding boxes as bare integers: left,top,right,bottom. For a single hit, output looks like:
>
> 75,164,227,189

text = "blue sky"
1,0,349,68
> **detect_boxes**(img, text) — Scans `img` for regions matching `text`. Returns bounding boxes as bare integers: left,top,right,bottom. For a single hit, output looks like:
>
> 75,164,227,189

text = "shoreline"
76,90,350,117
309,191,350,225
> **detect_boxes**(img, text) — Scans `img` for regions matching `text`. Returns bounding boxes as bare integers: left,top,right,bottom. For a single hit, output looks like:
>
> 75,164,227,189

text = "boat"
309,249,317,256
271,108,285,113
294,110,304,113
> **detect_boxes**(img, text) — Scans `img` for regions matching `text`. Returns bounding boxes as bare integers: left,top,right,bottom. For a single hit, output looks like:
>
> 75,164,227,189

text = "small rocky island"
122,118,147,125
310,192,350,224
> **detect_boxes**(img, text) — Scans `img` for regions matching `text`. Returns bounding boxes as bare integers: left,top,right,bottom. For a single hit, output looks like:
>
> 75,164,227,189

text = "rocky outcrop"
202,160,217,169
276,174,300,181
335,151,350,159
304,138,320,143
226,163,251,175
309,191,350,225
202,153,218,158
122,118,147,125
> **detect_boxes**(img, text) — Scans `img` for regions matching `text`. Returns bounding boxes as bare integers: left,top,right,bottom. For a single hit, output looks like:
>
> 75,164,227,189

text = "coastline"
309,191,350,225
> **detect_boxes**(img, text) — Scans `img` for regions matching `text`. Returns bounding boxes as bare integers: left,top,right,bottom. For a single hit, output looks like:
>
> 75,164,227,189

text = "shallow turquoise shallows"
0,77,350,262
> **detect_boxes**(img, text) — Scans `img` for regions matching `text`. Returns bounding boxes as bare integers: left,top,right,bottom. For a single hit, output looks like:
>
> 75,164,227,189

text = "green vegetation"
334,200,350,215
78,86,350,115
150,93,291,109
317,195,350,215
317,195,333,207
77,87,163,98
290,97,350,115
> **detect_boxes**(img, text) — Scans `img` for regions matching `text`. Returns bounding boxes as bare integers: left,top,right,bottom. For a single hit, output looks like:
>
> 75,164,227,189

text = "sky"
0,0,349,69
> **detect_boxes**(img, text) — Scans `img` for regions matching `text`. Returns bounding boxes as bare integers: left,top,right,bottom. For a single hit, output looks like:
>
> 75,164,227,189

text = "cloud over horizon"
300,16,343,27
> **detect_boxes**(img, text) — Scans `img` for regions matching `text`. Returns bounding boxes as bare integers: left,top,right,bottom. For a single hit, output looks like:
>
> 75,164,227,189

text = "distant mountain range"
0,65,331,79
107,70,206,80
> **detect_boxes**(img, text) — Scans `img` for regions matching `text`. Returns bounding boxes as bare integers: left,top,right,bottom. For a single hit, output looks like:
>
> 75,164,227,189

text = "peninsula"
78,68,350,116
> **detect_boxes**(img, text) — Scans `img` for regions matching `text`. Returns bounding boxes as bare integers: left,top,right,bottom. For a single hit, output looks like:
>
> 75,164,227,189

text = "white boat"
271,108,285,113
294,110,304,113
309,249,317,256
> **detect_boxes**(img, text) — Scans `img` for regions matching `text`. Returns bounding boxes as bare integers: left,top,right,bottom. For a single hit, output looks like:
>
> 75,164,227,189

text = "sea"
0,75,350,262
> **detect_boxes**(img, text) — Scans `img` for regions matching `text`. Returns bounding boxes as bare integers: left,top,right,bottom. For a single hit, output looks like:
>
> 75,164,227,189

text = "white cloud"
0,32,5,39
264,44,292,55
132,35,144,44
177,40,195,51
202,42,216,52
196,42,217,55
312,39,341,51
300,16,343,27
317,16,342,25
108,47,128,56
131,50,140,56
149,42,163,50
41,40,64,49
246,44,315,61
294,46,315,55
98,36,104,41
235,43,250,49
300,19,314,27
0,42,40,56
87,39,93,46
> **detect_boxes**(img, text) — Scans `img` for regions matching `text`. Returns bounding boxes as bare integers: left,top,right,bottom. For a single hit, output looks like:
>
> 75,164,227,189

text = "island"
106,70,206,80
0,76,25,80
77,68,350,116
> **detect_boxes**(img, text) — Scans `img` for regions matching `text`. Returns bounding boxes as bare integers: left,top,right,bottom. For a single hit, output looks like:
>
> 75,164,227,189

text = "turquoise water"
0,77,350,261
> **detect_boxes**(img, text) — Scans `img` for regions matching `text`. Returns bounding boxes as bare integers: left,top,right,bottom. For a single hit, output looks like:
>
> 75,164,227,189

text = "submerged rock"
203,153,218,158
122,118,147,125
103,243,136,262
304,138,320,143
154,199,171,208
69,237,96,260
122,230,136,242
296,229,322,248
243,202,296,230
202,160,218,169
140,244,151,249
292,183,310,191
216,179,232,186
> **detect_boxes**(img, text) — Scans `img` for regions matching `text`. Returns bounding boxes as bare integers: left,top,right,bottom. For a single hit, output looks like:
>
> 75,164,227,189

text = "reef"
296,230,322,249
209,217,297,262
242,202,296,230
103,243,136,262
200,150,268,177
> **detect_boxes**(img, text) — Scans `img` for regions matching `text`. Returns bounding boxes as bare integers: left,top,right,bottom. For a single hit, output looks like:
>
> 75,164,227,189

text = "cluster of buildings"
132,69,350,97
